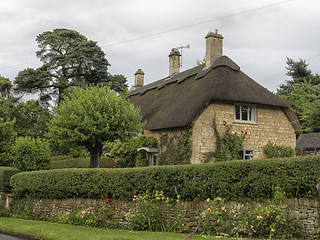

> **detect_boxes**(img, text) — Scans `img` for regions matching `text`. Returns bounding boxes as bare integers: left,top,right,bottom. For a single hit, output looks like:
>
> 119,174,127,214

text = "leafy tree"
281,81,320,133
48,86,144,168
0,76,12,98
277,57,320,96
15,100,52,138
0,118,17,166
14,28,128,105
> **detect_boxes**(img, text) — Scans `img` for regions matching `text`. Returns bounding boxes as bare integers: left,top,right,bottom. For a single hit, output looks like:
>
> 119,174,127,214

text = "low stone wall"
1,194,318,237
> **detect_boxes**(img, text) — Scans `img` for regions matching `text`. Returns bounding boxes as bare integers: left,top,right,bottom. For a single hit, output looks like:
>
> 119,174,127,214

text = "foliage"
13,137,51,171
14,28,128,105
10,156,320,202
124,190,185,232
200,198,302,239
0,118,17,166
0,76,12,98
104,136,158,168
50,157,115,169
54,200,117,228
212,120,246,161
15,99,52,138
0,98,52,139
0,167,19,192
158,125,192,165
263,141,294,158
48,86,144,168
278,57,319,96
280,81,320,133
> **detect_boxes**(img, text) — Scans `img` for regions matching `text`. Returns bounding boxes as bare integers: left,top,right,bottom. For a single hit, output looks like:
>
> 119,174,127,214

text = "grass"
0,217,245,240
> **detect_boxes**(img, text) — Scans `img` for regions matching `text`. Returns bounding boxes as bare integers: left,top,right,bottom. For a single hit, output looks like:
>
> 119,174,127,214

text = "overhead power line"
101,0,293,48
0,0,292,70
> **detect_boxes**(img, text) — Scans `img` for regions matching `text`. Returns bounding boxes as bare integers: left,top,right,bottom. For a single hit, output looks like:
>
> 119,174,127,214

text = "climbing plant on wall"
158,124,193,165
205,118,246,162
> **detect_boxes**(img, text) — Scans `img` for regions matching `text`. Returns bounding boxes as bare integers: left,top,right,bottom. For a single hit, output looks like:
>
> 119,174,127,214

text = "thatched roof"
296,133,320,149
127,55,301,132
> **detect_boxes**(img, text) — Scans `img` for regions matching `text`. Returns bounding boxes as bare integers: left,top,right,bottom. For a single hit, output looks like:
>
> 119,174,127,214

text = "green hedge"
10,156,320,202
0,167,20,192
50,157,115,169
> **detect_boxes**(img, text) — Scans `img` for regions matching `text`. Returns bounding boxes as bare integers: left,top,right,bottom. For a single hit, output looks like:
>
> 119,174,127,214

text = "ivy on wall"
158,124,193,165
205,118,246,162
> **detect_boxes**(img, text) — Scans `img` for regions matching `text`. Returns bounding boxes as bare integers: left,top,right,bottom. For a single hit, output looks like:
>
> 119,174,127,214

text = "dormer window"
234,104,256,122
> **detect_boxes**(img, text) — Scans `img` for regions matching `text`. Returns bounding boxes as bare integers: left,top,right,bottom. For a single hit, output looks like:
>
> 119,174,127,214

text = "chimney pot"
168,48,181,76
134,69,144,89
205,30,223,67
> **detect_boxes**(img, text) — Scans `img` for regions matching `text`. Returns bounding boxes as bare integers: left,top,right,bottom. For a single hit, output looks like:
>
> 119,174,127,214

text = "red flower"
107,199,112,203
177,231,181,233
113,166,116,168
94,208,96,210
245,131,247,134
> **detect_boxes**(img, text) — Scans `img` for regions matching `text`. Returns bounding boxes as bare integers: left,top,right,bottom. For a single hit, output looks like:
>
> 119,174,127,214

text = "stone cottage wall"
191,102,296,163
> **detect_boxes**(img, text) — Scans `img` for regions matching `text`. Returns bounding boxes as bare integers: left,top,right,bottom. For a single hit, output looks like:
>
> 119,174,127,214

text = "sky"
0,0,319,100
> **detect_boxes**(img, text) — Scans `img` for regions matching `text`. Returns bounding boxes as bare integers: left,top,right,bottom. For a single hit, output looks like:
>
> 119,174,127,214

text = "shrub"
263,141,294,158
200,198,302,239
124,189,185,232
0,167,19,192
13,137,51,171
0,118,17,166
10,156,320,201
105,136,158,168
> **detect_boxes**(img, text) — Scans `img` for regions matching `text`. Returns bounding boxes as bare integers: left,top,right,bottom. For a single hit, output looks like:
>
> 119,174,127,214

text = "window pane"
235,105,240,120
241,106,248,120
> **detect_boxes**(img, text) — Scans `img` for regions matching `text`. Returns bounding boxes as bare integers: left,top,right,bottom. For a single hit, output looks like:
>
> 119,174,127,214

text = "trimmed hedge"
0,167,20,192
10,156,320,202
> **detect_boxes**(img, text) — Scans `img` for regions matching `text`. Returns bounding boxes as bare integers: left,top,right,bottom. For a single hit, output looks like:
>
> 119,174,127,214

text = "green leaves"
14,28,127,105
49,86,144,167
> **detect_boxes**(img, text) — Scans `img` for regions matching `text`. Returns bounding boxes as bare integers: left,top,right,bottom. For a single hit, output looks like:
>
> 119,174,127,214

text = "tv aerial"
176,44,190,67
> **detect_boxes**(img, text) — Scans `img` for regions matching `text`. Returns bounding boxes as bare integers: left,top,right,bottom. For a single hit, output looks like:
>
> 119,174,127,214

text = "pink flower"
174,186,178,194
133,199,136,202
316,184,319,190
113,166,116,168
94,208,96,210
245,131,247,134
177,231,181,233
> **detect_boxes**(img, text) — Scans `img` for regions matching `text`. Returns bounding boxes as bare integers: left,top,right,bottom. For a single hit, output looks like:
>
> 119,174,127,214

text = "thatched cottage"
127,30,301,165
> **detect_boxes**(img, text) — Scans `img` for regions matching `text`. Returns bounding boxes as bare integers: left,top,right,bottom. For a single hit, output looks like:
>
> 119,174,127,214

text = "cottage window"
234,104,256,122
240,149,254,160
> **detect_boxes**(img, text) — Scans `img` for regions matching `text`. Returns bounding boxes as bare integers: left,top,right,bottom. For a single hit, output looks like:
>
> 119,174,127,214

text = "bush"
263,142,294,158
200,197,302,238
0,118,17,166
50,157,115,169
13,137,51,171
105,136,157,168
10,156,320,201
0,167,19,192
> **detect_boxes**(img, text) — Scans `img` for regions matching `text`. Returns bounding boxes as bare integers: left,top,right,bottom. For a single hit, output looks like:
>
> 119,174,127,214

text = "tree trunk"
89,144,102,168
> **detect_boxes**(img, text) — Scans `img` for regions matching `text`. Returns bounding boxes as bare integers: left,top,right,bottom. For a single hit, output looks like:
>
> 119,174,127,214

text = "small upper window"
234,104,256,122
240,149,254,160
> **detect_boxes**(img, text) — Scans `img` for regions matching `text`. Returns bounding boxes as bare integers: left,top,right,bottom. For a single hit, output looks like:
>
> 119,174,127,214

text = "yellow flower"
271,228,275,232
207,208,211,211
221,207,225,211
206,198,210,202
256,216,263,220
217,197,222,201
217,219,220,223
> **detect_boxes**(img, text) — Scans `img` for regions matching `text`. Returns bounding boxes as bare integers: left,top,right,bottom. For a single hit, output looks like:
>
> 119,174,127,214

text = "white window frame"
234,104,256,123
240,149,254,160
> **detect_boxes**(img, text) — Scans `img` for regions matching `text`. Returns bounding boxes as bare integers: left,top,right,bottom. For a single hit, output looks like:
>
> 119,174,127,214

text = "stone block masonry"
3,195,318,237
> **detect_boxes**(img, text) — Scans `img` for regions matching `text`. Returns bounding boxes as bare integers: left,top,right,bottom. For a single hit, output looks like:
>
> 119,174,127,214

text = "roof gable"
127,56,291,130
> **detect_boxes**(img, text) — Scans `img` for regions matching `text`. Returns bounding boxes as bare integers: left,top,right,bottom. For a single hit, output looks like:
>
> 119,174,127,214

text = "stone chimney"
205,29,223,67
134,69,144,89
168,48,181,76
